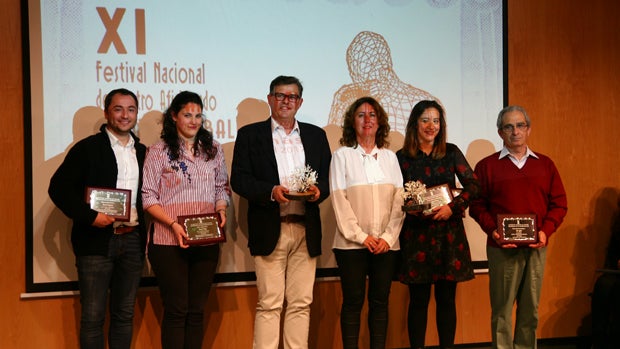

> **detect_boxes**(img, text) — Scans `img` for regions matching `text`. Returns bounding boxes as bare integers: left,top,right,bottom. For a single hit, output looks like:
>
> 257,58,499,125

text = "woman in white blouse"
330,96,405,349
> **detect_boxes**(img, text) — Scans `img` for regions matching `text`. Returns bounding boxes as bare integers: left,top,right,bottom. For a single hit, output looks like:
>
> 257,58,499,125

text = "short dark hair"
269,75,303,97
104,88,138,112
339,96,390,149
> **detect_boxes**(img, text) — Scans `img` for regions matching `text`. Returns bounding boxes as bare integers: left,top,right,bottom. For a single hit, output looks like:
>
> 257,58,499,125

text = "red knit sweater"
469,151,568,248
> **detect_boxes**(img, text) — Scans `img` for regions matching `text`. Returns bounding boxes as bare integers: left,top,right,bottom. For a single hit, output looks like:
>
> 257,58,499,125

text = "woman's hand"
363,236,390,254
171,221,190,248
217,208,227,228
372,238,390,254
363,236,379,253
432,204,453,221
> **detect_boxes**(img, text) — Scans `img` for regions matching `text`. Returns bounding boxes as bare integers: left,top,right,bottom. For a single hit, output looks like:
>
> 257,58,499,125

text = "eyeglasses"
272,93,301,102
500,122,529,133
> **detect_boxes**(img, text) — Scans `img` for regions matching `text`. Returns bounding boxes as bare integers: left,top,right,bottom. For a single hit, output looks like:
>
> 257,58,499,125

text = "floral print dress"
396,143,479,284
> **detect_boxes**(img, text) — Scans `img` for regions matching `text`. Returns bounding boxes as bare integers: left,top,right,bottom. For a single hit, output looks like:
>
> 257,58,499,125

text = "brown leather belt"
280,214,305,224
113,225,138,235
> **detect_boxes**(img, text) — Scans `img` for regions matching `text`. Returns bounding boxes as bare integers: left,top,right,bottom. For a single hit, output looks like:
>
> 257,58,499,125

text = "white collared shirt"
271,118,305,216
499,146,539,169
105,128,139,225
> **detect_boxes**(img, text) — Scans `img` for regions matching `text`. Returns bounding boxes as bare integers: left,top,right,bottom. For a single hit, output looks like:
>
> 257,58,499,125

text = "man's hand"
493,230,517,248
272,185,291,203
529,230,547,248
92,212,114,228
306,184,320,202
272,184,320,203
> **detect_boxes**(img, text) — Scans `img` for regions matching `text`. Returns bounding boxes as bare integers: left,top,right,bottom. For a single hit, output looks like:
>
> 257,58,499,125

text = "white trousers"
253,222,317,349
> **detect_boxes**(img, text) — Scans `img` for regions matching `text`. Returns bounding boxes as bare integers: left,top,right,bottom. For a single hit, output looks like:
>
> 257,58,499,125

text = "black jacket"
230,118,331,257
48,124,147,256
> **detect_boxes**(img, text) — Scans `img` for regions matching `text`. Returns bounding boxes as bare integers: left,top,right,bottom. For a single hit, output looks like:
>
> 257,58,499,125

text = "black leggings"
148,243,219,349
407,280,457,349
335,249,399,349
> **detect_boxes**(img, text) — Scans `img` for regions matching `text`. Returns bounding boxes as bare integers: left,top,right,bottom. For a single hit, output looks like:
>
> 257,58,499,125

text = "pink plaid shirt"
142,140,230,245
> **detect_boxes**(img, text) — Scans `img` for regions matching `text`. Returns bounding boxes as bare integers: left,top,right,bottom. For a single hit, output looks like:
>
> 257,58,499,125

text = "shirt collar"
355,144,379,157
499,146,538,160
271,118,300,134
105,127,134,148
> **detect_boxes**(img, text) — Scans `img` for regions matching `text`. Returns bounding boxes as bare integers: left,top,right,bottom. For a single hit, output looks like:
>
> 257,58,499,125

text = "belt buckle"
114,225,130,235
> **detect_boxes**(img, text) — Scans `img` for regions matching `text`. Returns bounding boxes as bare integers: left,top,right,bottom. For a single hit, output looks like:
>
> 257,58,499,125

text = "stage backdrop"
25,0,505,294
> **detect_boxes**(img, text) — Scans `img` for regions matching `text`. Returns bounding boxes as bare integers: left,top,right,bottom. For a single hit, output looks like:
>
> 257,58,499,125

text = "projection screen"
25,0,506,294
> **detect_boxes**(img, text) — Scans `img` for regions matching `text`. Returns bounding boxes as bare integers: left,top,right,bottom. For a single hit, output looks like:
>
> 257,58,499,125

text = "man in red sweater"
470,105,568,349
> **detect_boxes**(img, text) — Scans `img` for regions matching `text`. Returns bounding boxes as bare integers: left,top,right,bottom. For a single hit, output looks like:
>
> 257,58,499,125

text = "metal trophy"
401,180,432,212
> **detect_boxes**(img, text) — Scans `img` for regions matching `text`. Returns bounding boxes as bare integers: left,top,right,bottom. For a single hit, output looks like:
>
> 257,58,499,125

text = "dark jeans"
408,280,457,349
334,248,398,349
76,231,143,349
592,273,620,349
148,243,219,349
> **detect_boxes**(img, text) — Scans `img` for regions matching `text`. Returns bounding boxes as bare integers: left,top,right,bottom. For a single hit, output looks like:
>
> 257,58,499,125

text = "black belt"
280,214,305,224
113,225,138,235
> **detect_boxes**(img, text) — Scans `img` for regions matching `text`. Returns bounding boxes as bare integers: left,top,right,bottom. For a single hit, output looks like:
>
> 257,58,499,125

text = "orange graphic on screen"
328,31,440,134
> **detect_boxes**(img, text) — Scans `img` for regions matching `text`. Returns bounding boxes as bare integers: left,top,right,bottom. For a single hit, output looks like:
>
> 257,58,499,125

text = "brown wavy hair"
339,96,390,149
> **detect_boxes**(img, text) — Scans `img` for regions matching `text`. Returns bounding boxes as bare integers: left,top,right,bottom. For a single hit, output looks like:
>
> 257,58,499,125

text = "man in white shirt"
231,76,332,349
49,88,147,349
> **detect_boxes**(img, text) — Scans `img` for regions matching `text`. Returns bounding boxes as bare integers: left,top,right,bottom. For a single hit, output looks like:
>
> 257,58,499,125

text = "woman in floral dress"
397,100,479,349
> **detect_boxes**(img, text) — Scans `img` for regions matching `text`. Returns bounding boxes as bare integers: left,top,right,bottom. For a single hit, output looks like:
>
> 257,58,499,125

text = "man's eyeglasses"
500,122,529,133
272,93,301,102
